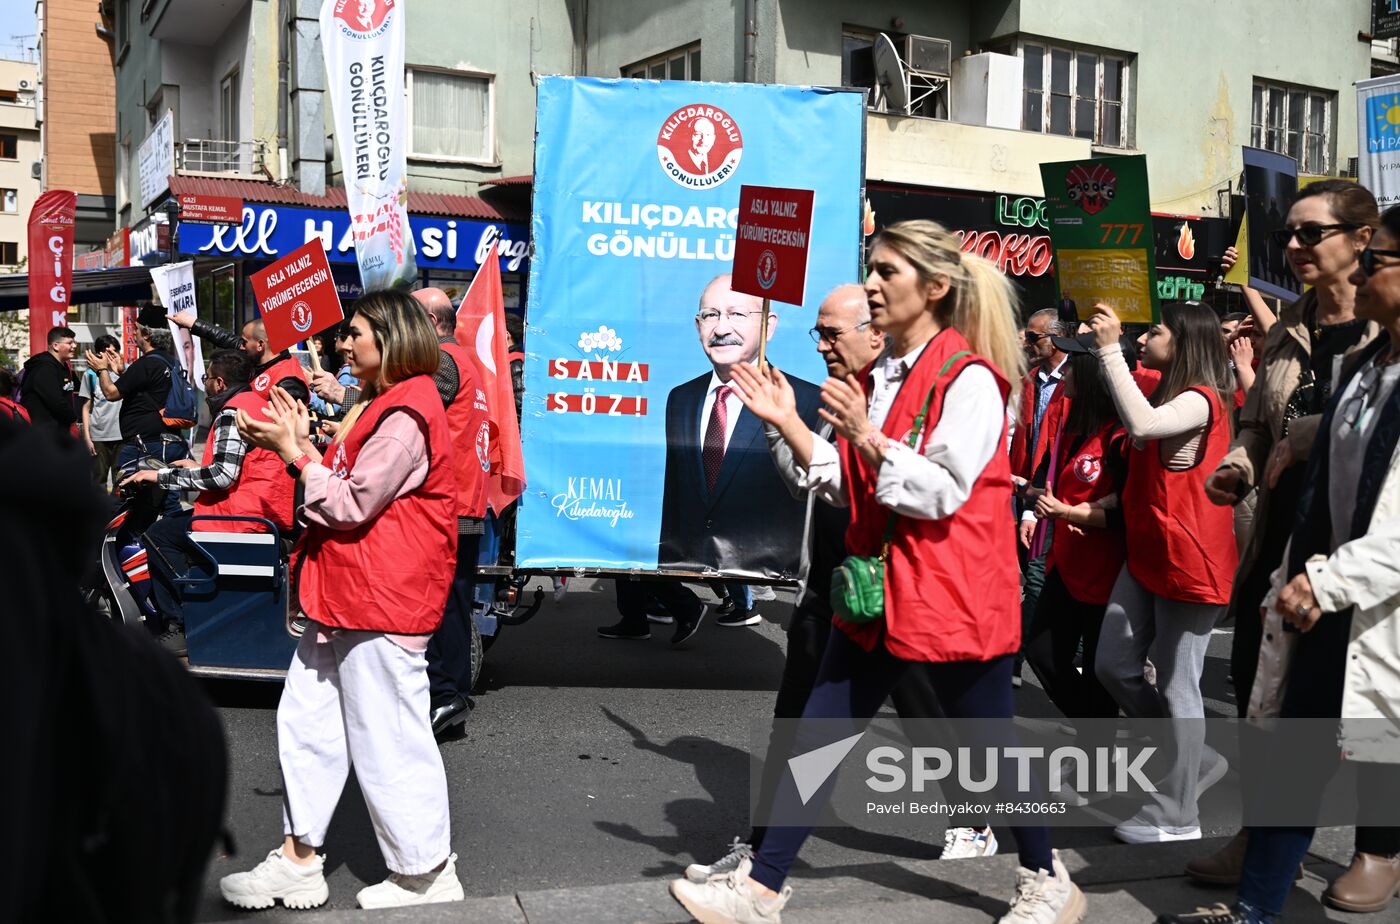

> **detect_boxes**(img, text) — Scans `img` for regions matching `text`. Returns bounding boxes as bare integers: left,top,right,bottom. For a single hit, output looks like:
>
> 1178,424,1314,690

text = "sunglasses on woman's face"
1269,223,1359,247
1358,247,1400,277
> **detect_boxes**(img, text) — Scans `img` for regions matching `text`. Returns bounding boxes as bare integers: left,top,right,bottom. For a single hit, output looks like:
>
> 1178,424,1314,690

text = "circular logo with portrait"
252,373,272,395
290,300,314,333
757,250,779,290
330,443,350,479
330,0,394,38
1073,455,1102,484
656,104,743,190
476,421,492,472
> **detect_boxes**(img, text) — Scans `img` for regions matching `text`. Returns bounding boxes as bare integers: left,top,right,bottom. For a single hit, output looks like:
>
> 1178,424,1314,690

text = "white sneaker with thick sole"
1114,815,1202,844
998,850,1087,924
670,858,790,924
685,837,754,882
751,586,777,601
355,853,465,909
219,848,329,911
942,826,999,859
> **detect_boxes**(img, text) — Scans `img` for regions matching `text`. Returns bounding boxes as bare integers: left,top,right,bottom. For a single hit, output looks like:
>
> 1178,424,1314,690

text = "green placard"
1039,154,1160,324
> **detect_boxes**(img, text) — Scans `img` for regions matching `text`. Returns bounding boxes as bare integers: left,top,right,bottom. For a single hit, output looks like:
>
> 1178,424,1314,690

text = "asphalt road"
197,578,1248,921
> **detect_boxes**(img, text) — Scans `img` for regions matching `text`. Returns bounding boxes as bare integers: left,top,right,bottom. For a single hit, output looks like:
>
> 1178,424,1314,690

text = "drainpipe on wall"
277,0,289,181
743,0,756,82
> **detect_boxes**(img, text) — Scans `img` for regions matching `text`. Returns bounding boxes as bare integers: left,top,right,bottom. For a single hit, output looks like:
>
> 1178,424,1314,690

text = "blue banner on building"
176,203,529,276
517,77,865,577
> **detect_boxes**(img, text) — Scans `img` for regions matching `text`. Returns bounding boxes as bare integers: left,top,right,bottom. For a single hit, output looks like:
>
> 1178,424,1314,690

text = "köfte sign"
732,184,814,305
177,203,529,274
250,239,345,354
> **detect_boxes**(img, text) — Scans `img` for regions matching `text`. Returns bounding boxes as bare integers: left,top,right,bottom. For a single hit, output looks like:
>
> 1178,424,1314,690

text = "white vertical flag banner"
150,260,206,387
1358,74,1400,210
320,0,416,290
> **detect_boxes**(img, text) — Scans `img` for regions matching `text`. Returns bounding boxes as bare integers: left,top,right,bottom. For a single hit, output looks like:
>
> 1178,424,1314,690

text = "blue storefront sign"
516,77,865,577
176,203,529,276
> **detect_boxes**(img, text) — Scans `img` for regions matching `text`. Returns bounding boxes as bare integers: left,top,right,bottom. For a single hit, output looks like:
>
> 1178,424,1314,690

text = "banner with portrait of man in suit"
518,77,866,578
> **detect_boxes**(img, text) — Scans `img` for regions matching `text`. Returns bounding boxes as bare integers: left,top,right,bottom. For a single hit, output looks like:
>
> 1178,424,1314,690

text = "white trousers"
278,628,451,875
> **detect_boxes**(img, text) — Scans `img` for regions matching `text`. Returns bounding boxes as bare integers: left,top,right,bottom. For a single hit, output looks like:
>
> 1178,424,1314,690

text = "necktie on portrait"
703,385,731,492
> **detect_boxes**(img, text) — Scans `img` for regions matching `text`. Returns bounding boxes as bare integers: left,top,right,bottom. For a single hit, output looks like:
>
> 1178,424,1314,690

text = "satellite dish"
873,33,909,114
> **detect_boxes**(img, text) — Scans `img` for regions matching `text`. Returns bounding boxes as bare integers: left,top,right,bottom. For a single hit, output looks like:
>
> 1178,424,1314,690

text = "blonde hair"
870,220,1028,387
333,289,441,445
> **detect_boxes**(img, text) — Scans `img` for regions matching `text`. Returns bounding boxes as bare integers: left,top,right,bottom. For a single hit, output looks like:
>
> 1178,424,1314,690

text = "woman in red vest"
672,220,1086,924
220,290,463,912
1088,301,1236,846
1021,333,1132,759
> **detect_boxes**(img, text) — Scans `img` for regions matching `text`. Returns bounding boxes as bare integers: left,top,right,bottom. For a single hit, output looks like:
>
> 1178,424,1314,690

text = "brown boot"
1323,851,1400,913
1185,830,1249,885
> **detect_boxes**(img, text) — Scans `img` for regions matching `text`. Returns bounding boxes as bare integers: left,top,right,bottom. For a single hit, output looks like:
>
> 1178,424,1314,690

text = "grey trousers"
1095,566,1224,832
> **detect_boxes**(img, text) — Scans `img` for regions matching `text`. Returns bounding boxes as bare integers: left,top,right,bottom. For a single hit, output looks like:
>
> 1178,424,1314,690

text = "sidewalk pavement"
208,827,1369,923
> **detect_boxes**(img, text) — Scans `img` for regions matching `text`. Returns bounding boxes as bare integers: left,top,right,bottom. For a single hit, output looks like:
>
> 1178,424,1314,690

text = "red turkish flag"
454,241,524,513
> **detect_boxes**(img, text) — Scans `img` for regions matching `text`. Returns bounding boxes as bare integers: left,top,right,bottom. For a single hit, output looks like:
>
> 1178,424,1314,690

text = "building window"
0,242,17,265
1014,40,1130,147
220,69,240,142
624,43,701,81
0,134,15,159
1,189,15,213
1252,80,1333,174
407,68,494,164
841,28,877,92
0,90,17,104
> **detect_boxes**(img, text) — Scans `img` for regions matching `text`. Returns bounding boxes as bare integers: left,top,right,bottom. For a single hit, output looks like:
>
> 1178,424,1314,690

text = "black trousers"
749,607,951,850
1024,567,1118,750
426,533,481,708
613,576,704,626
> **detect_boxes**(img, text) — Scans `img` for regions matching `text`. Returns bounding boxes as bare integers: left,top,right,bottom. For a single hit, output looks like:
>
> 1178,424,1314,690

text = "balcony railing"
175,138,268,179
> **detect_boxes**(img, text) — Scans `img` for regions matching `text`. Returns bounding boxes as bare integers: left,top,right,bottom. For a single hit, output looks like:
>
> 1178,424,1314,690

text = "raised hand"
729,362,798,430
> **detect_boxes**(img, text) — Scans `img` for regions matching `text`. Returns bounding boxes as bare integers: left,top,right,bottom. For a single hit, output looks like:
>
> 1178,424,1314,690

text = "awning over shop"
167,176,525,222
0,266,154,311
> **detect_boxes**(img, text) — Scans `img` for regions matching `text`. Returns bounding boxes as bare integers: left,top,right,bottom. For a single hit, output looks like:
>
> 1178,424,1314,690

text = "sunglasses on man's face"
1358,247,1400,277
1269,223,1359,248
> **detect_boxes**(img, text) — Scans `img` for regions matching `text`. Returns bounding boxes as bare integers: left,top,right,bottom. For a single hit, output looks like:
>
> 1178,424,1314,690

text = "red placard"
731,184,815,306
250,239,344,354
178,193,244,225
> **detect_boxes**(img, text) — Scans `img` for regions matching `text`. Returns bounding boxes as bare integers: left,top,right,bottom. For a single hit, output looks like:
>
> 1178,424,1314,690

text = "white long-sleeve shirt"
794,344,1005,520
1096,344,1210,470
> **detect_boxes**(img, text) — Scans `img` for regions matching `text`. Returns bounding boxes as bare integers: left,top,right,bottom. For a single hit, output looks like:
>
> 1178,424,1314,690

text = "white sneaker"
219,847,329,911
685,837,754,882
355,853,465,909
670,858,791,924
1114,815,1202,844
1198,750,1229,798
998,850,1086,924
751,586,777,601
942,826,999,859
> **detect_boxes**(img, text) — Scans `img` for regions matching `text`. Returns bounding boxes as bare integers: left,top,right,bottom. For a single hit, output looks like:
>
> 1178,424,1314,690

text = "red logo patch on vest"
1074,454,1102,484
330,443,350,479
253,373,271,394
656,104,743,190
475,421,491,472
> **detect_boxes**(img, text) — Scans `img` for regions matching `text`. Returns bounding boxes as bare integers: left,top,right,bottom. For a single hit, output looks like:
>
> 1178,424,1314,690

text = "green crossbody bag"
830,351,970,624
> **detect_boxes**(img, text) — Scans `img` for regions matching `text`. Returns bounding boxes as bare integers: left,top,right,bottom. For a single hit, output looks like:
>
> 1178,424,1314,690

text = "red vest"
1045,420,1129,605
440,341,490,519
250,355,308,399
295,375,458,634
838,328,1022,663
193,390,296,534
1123,386,1238,604
0,397,29,423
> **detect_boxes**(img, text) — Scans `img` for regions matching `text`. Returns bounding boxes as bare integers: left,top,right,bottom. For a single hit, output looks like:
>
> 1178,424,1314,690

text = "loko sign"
731,184,814,305
250,239,344,353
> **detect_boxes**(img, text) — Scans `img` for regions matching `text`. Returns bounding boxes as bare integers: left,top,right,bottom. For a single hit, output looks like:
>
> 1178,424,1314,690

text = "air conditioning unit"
18,79,31,90
30,161,41,179
903,35,951,77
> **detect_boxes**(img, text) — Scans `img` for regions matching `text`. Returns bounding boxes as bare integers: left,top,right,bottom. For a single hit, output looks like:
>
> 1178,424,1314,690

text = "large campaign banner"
1358,74,1400,211
517,77,864,577
320,0,415,289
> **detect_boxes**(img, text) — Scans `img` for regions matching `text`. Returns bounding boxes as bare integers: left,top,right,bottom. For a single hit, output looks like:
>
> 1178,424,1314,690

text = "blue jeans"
117,435,190,517
722,580,752,612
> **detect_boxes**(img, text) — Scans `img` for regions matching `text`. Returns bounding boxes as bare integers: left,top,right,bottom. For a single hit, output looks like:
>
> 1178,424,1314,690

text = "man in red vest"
168,311,310,406
121,349,296,655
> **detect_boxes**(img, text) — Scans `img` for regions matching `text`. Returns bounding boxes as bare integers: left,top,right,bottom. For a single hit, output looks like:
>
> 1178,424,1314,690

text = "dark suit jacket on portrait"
658,369,822,577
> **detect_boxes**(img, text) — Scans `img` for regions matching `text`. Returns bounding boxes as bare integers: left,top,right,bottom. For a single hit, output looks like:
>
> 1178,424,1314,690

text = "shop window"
1010,39,1131,148
1,189,15,213
0,134,16,160
407,67,494,164
1251,80,1333,175
0,242,17,265
624,43,701,81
